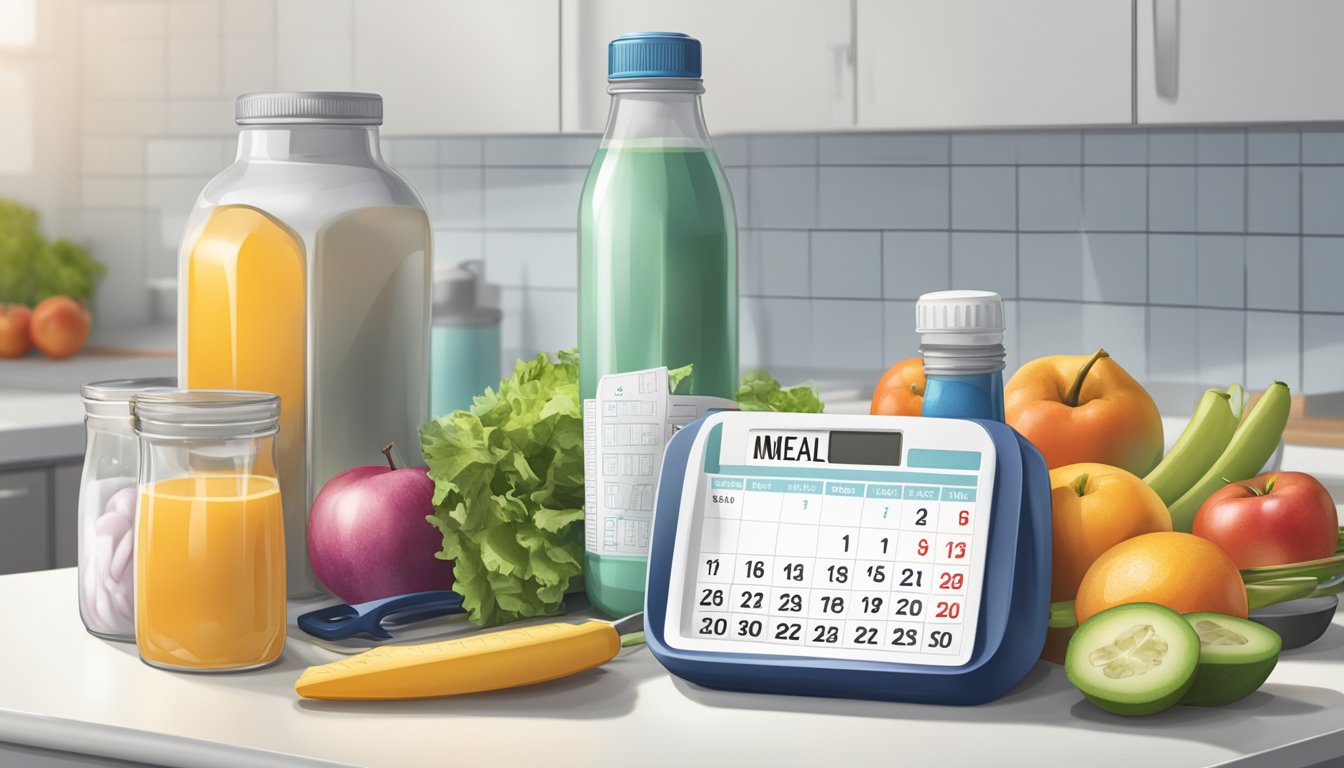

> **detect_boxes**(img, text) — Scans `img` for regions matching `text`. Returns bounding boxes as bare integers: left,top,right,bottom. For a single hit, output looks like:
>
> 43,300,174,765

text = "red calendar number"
917,539,929,556
935,601,962,619
944,540,967,559
939,571,964,590
958,509,970,526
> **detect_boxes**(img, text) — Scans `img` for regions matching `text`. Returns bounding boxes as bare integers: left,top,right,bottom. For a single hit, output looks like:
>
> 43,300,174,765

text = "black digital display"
828,430,902,466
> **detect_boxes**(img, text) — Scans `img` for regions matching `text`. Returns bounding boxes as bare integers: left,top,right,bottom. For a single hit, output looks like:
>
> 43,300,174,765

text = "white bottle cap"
916,290,1005,347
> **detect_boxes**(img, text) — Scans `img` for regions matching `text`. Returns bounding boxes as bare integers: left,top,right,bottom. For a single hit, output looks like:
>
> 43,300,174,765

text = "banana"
1168,381,1292,532
1143,387,1239,508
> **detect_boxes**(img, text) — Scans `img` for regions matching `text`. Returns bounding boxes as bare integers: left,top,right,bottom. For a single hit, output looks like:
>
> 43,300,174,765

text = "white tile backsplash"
1082,233,1146,303
1084,130,1147,165
1245,236,1301,312
1083,303,1148,381
810,231,881,299
52,1,1344,401
1246,311,1302,391
1196,167,1246,233
749,166,816,229
817,166,948,230
1018,166,1082,231
1149,234,1198,305
1248,129,1301,165
483,167,586,230
743,230,809,297
1303,237,1344,313
811,299,882,373
1147,166,1197,232
1303,314,1344,395
951,166,1015,231
818,133,948,166
1018,233,1082,301
167,37,220,98
882,231,949,300
484,231,577,290
1197,129,1247,165
1148,130,1197,165
1083,166,1146,231
882,300,919,364
1195,235,1245,309
1196,308,1247,386
950,232,1016,299
1247,166,1300,234
1302,167,1344,235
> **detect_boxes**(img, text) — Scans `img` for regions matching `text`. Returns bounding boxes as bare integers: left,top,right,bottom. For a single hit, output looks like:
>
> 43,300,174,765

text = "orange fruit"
1006,348,1163,476
1049,463,1171,602
1075,532,1247,625
30,296,91,360
871,357,925,416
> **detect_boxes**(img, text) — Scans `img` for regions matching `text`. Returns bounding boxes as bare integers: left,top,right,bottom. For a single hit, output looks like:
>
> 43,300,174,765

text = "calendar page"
661,414,997,667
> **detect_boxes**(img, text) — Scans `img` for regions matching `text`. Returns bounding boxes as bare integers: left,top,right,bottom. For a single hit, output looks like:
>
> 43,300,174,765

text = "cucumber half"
1066,603,1200,716
1179,613,1282,707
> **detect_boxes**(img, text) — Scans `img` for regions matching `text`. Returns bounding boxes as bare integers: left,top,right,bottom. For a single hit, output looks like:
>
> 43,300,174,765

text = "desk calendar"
645,412,1052,705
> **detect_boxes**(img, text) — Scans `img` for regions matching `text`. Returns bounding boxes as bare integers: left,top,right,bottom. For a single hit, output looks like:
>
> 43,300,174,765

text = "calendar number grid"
690,476,979,659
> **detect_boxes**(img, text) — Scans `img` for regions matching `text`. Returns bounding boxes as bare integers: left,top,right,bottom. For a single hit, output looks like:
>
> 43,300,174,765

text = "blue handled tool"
298,590,466,641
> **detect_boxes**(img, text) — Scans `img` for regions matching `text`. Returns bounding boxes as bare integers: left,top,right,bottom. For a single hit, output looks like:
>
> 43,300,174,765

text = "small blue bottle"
917,290,1006,422
431,262,501,418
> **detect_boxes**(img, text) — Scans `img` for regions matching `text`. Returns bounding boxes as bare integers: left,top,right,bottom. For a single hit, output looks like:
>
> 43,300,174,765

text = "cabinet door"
1137,0,1344,124
857,0,1133,129
561,0,854,134
353,0,560,135
0,469,50,574
53,463,81,569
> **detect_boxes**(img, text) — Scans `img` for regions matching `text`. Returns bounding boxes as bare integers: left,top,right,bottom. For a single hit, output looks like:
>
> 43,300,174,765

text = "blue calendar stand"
644,413,1051,706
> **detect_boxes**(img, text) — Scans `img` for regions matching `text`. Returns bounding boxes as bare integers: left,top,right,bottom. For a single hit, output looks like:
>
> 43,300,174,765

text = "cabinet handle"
1153,0,1180,100
0,487,30,500
832,43,853,103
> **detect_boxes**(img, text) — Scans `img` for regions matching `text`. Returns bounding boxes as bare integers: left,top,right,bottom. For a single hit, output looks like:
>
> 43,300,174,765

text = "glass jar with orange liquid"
131,390,286,672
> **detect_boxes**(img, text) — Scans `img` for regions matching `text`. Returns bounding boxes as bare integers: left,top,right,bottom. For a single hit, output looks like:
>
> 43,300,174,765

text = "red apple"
0,304,32,358
308,444,454,604
1192,471,1339,568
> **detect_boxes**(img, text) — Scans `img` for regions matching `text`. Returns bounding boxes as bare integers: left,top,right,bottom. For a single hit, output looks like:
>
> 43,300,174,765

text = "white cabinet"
1137,0,1344,124
561,0,853,134
856,0,1133,130
352,0,560,135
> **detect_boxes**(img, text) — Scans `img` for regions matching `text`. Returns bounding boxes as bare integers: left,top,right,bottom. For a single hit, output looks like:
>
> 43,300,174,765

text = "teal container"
579,32,738,617
917,290,1006,423
431,262,501,418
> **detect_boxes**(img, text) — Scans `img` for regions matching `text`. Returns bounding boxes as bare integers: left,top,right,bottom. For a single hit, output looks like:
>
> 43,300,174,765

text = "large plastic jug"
178,92,432,596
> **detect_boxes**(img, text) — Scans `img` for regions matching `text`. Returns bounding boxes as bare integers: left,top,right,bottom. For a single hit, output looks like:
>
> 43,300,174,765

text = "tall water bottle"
579,32,738,617
917,290,1006,422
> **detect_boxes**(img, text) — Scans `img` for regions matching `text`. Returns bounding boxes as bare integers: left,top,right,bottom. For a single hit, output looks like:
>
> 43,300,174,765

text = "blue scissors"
297,590,466,641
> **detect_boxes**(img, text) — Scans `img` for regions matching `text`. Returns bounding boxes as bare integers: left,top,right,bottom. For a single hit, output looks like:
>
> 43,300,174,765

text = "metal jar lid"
131,390,280,440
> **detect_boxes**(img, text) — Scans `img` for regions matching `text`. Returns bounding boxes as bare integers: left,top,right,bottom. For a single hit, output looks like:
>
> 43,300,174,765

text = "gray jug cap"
236,92,382,125
433,261,502,327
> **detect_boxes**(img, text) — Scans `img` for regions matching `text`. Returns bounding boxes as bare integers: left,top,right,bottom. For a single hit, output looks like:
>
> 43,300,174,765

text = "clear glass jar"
132,390,286,672
78,377,175,641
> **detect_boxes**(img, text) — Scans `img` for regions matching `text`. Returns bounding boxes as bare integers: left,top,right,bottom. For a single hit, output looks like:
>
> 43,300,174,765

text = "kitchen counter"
0,354,175,466
3,568,1344,768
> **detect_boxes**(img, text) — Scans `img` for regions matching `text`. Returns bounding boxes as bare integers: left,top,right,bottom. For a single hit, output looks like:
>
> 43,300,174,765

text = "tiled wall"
400,128,1344,414
24,0,1344,416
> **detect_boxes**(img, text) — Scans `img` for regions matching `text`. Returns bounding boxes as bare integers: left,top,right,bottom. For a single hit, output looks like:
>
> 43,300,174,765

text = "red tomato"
1192,472,1339,568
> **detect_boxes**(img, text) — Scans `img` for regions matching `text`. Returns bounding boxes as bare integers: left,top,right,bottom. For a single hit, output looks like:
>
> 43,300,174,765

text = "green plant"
0,200,104,307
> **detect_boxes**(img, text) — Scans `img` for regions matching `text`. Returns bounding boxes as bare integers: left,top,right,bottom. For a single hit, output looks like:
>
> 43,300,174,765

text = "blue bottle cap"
608,32,701,79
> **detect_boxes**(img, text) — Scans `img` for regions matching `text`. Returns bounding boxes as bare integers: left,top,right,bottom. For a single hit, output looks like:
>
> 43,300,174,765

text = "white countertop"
0,354,175,466
2,568,1344,768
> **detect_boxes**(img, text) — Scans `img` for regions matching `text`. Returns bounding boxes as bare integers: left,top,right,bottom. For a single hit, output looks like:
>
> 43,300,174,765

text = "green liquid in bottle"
579,144,737,617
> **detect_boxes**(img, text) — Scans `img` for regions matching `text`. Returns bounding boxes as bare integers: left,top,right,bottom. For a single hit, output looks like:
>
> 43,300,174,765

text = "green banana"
1143,387,1239,507
1226,382,1246,421
1168,381,1292,532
